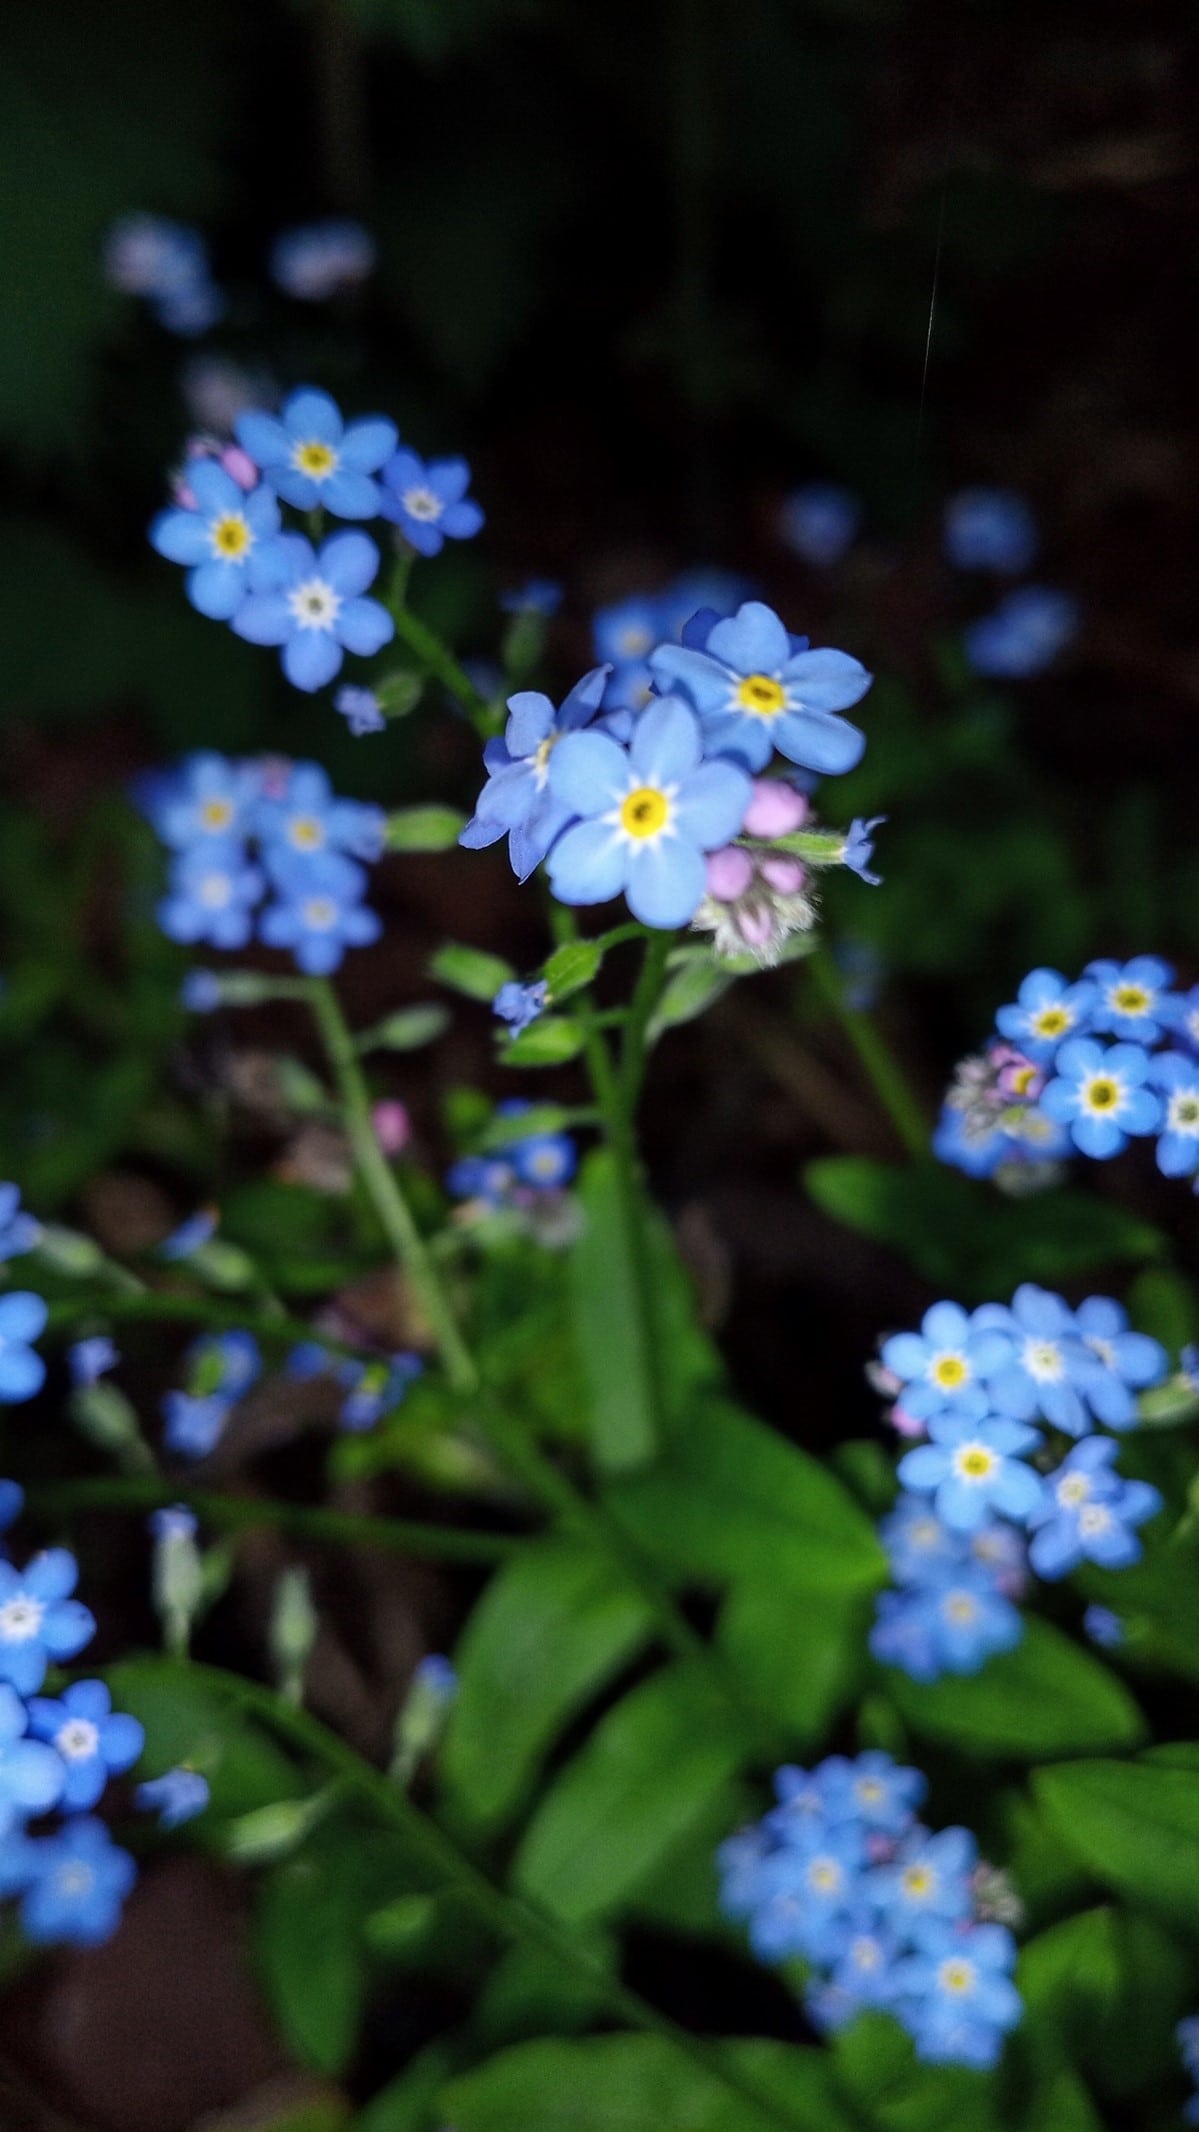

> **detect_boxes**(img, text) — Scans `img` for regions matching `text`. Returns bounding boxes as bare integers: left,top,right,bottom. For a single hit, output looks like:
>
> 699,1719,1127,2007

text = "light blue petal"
990,1461,1043,1521
774,707,865,776
706,601,792,673
881,1333,931,1379
442,500,484,539
283,387,343,442
505,692,555,758
896,1445,947,1491
321,468,382,519
336,596,393,656
672,760,751,848
187,560,245,621
781,645,873,711
283,632,342,692
320,530,379,596
630,696,702,785
548,730,629,815
624,838,706,929
923,1301,971,1347
187,460,242,515
648,643,732,715
231,592,293,647
150,508,209,565
547,818,628,905
270,469,322,511
235,411,290,466
340,417,399,470
1071,1113,1125,1159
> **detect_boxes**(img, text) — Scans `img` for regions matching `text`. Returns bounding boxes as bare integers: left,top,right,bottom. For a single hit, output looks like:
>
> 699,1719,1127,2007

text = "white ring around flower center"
1023,1338,1064,1382
401,486,444,523
287,578,342,632
56,1718,100,1761
0,1596,45,1641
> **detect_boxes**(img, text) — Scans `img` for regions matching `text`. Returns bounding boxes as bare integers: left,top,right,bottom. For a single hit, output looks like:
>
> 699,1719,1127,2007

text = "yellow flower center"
808,1859,841,1894
956,1444,995,1480
199,798,234,832
1058,1474,1089,1507
931,1353,969,1389
289,816,325,852
943,1591,978,1624
735,673,787,718
619,786,670,839
1112,983,1150,1015
902,1865,933,1898
293,439,337,479
940,1959,975,1996
211,512,251,558
1085,1076,1119,1112
1033,1005,1070,1037
1011,1064,1039,1097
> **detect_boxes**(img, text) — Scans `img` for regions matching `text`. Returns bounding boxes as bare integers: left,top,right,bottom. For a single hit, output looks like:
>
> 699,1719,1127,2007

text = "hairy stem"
808,949,929,1160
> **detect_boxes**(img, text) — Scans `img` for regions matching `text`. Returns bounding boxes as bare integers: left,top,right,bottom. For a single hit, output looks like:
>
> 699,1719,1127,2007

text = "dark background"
1,1,1196,2123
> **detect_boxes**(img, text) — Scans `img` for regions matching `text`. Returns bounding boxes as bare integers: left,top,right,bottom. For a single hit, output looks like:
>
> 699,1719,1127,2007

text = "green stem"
384,564,493,736
618,929,673,1116
306,978,480,1396
808,950,928,1160
184,1660,811,2132
27,1477,516,1565
45,1291,360,1363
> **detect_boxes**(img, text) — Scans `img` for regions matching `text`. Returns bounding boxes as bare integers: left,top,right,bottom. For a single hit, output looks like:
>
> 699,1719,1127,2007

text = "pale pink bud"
759,856,806,895
705,846,754,902
372,1101,412,1155
888,1403,927,1440
736,903,776,949
742,779,809,838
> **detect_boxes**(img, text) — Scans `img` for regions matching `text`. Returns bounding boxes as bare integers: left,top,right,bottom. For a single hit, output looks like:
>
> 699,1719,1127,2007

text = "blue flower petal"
624,837,706,928
547,818,627,905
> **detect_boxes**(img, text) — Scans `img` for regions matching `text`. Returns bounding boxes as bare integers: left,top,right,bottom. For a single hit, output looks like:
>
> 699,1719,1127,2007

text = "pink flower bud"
736,903,776,949
372,1101,411,1156
221,444,259,490
888,1403,927,1440
742,779,809,838
705,846,754,902
759,855,806,895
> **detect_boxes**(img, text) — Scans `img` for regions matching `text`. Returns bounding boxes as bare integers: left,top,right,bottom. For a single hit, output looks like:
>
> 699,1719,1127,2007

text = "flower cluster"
147,751,385,974
719,1752,1023,2069
591,569,750,712
447,1101,578,1211
288,1344,423,1434
161,1331,262,1461
462,598,874,939
936,959,1199,1188
941,489,1078,679
103,213,223,336
270,220,376,302
0,1484,142,1946
150,384,482,694
869,1287,1166,1680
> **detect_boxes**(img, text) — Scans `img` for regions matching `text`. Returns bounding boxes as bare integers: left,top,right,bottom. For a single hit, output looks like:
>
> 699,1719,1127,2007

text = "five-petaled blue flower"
944,489,1037,574
973,1283,1095,1436
879,1300,1013,1423
995,967,1097,1061
842,816,885,885
871,1572,1024,1679
236,387,397,518
494,979,548,1035
1071,1293,1168,1428
0,1184,40,1265
148,751,260,851
259,851,382,975
898,1413,1044,1533
379,448,484,557
1027,1437,1161,1579
232,531,394,693
19,1817,137,1945
158,842,264,951
547,695,751,929
648,599,871,775
0,1551,95,1696
459,667,610,882
963,586,1078,678
28,1681,145,1812
256,761,385,867
1040,1037,1161,1159
149,461,282,620
136,1766,211,1827
1084,956,1178,1043
0,1292,48,1405
0,1683,65,1827
1150,1052,1199,1177
895,1922,1022,2070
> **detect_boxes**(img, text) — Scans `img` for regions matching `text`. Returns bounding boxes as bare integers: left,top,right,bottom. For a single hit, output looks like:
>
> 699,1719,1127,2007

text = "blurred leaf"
1126,1267,1199,1359
501,1015,584,1066
358,2044,459,2132
441,1541,654,1837
885,1618,1145,1759
804,1156,1164,1297
431,942,514,1000
647,951,735,1039
356,1004,451,1053
512,1661,751,1925
255,1836,367,2076
569,1148,659,1471
442,2033,854,2132
607,1398,885,1592
717,1573,870,1745
385,804,468,852
543,938,602,1002
831,2011,1005,2132
106,1654,303,1820
1035,1759,1199,1937
1018,1903,1191,2099
473,1934,618,2049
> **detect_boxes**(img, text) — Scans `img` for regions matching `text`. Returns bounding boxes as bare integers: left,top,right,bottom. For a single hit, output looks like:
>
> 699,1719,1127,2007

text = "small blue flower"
147,752,262,851
445,1154,517,1207
0,1292,48,1405
159,1208,218,1261
136,1767,210,1827
237,387,397,517
547,695,752,929
150,462,283,621
259,850,382,976
19,1818,137,1945
27,1681,144,1813
1083,1603,1123,1648
1027,1438,1161,1579
898,1413,1044,1532
104,214,208,301
501,579,562,617
879,1493,967,1585
593,593,667,670
379,448,484,556
871,1571,1024,1679
649,599,871,775
270,220,375,301
0,1551,95,1696
185,1331,261,1402
944,489,1037,574
1150,1051,1199,1177
1084,955,1178,1042
973,1284,1095,1436
879,1300,1013,1423
0,1683,65,1825
162,1391,230,1461
157,840,265,951
1040,1037,1161,1159
747,1825,867,1965
931,1104,1015,1180
895,1921,1022,2069
779,483,862,567
181,970,223,1013
459,667,609,882
875,1825,978,1928
995,967,1098,1061
334,685,386,736
1071,1293,1167,1428
256,761,385,868
494,979,549,1035
68,1337,119,1388
510,1127,577,1191
0,1184,40,1264
1164,984,1199,1055
963,587,1078,677
818,1751,927,1834
842,815,885,885
233,530,394,693
337,1353,422,1432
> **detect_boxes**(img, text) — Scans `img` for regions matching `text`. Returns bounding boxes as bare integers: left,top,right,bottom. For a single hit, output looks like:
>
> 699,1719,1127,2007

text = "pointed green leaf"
1035,1758,1199,1936
885,1617,1145,1758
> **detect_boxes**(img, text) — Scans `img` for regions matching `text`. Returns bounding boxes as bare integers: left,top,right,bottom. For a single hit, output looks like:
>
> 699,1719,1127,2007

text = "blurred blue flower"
0,1292,48,1405
159,1209,218,1261
1028,1438,1161,1578
136,1767,211,1828
27,1681,144,1813
1150,1052,1199,1178
232,530,394,693
68,1337,119,1389
842,816,885,884
879,1300,1013,1423
963,587,1078,678
1071,1293,1168,1428
256,761,385,867
972,1284,1095,1436
149,462,282,621
0,1551,95,1696
237,387,397,517
944,489,1037,573
896,1922,1022,2070
379,449,484,556
898,1414,1043,1533
501,579,562,617
1083,1603,1123,1648
0,1184,40,1265
871,1571,1023,1678
995,967,1097,1061
334,685,385,736
162,1392,229,1461
779,483,861,567
157,842,264,951
0,1683,65,1825
259,851,382,975
147,752,261,852
19,1818,137,1945
494,979,548,1035
650,599,871,775
1084,955,1178,1043
459,667,609,882
270,220,376,301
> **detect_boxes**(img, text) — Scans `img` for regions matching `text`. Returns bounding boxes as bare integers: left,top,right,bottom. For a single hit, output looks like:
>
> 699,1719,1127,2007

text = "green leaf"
374,668,425,718
501,1015,584,1066
647,951,734,1040
717,1574,870,1745
430,942,514,1001
512,1661,750,1925
442,2034,852,2132
385,804,468,852
804,1157,1164,1298
255,1840,366,2076
543,938,602,1001
885,1618,1145,1759
1035,1759,1199,1936
440,1542,654,1837
473,1934,618,2049
1018,1903,1192,2098
106,1654,302,1820
359,2044,458,2132
475,1102,576,1152
832,2012,1004,2132
1126,1266,1199,1358
569,1148,659,1471
356,1003,451,1053
607,1398,885,1592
